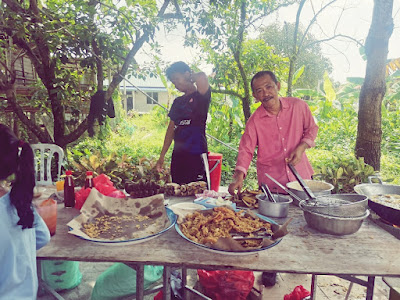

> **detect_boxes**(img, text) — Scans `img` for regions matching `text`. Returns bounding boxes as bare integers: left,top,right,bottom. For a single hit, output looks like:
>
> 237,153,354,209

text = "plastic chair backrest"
31,143,64,186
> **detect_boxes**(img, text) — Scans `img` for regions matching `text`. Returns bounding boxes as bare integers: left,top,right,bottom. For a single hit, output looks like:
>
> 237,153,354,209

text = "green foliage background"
65,73,400,192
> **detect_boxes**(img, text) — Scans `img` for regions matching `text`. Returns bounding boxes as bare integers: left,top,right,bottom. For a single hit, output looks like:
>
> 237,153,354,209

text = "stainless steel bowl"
299,194,368,218
256,194,293,218
286,180,334,206
302,209,370,235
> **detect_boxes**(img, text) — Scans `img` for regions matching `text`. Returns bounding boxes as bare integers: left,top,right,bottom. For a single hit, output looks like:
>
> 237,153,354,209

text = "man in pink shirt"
228,70,318,195
228,70,318,287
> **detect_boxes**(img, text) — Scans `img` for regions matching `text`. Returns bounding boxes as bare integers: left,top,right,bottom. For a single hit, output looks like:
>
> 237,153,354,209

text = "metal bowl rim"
286,180,334,192
256,194,293,204
302,208,370,220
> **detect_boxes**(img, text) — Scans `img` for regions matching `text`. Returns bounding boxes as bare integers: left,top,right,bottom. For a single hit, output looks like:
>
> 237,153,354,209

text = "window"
127,96,133,111
146,92,158,104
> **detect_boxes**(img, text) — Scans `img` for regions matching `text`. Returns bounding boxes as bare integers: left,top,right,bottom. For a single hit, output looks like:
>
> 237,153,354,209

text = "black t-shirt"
168,88,211,155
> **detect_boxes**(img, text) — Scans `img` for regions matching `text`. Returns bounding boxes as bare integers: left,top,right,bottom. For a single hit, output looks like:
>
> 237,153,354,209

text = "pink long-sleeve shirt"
236,97,318,192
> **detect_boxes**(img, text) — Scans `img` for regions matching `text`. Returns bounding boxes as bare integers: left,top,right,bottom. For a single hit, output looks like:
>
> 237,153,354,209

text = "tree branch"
211,88,242,99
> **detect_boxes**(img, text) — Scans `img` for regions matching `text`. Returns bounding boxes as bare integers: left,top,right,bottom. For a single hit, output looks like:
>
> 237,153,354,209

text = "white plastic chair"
31,143,64,186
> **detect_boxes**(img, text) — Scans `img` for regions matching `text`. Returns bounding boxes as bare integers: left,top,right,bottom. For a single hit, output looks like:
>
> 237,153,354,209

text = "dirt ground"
37,261,391,300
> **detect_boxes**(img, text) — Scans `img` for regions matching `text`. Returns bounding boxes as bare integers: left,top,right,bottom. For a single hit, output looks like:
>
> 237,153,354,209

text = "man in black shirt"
156,62,211,185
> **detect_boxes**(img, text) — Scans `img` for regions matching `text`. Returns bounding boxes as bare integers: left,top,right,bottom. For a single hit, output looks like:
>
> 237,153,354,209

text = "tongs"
261,183,276,203
231,227,272,240
264,172,303,204
287,163,317,202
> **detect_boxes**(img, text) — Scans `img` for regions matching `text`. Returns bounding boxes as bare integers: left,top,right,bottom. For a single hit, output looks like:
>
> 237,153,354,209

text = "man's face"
169,72,191,93
252,74,281,107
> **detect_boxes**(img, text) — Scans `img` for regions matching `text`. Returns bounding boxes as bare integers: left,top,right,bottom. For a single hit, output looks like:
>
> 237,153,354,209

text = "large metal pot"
303,209,370,235
354,177,400,226
286,180,334,206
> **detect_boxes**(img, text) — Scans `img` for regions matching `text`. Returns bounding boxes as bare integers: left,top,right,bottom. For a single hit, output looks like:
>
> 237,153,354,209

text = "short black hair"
251,71,278,92
166,61,191,80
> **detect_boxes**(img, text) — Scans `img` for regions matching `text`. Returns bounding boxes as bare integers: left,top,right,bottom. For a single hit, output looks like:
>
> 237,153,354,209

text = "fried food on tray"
179,207,272,248
228,189,261,209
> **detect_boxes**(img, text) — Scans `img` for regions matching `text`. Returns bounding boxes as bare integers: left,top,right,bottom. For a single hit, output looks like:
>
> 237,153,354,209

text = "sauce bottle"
84,171,95,189
64,170,75,208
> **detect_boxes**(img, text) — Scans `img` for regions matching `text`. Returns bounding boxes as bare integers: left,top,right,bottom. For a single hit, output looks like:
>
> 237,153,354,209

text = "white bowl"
169,202,205,222
286,180,334,206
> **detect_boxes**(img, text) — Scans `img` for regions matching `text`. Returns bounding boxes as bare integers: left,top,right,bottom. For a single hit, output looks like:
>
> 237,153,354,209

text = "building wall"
121,90,170,113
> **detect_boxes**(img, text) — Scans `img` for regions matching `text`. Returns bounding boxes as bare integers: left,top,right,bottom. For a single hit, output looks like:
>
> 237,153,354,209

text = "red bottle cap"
86,171,93,176
66,170,73,175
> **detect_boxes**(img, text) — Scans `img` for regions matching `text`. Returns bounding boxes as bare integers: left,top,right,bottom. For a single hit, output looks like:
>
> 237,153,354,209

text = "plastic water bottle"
84,171,95,189
64,170,75,208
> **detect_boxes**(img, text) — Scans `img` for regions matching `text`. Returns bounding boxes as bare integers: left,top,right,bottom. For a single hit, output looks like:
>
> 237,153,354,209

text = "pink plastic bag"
75,187,92,209
93,174,114,187
284,285,311,300
197,269,254,300
107,190,126,199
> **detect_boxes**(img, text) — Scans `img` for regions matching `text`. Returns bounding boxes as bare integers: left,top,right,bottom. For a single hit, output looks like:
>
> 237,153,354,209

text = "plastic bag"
41,261,82,291
90,263,163,300
197,269,254,300
75,174,126,209
154,269,183,300
107,189,126,198
93,174,114,187
75,187,92,209
284,285,311,300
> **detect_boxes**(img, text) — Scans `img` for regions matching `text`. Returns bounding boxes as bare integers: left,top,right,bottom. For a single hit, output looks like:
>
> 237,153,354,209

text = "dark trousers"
171,151,207,185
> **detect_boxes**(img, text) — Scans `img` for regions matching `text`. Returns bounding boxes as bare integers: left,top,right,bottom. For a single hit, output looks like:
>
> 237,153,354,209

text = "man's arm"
156,120,175,172
228,119,258,195
286,101,318,165
191,72,209,95
285,142,309,166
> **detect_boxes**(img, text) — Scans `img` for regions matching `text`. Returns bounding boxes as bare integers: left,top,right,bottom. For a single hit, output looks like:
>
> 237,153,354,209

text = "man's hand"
155,157,165,172
228,170,245,195
285,142,309,165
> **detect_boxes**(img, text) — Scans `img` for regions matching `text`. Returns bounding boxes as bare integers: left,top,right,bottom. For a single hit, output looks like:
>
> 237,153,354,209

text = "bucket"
208,152,223,192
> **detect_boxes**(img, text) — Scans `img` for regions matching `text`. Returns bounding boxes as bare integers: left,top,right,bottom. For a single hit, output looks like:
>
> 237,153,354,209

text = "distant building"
119,77,169,113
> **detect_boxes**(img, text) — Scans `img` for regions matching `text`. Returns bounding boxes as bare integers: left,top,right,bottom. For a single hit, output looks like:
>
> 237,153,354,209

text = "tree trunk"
355,0,393,171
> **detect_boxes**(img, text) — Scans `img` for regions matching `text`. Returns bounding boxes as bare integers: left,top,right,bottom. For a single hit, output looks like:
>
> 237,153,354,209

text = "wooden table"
36,194,400,300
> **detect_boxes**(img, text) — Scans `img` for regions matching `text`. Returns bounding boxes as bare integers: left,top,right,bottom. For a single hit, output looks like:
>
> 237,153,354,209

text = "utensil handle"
261,183,276,203
288,163,316,200
368,175,383,184
264,172,303,204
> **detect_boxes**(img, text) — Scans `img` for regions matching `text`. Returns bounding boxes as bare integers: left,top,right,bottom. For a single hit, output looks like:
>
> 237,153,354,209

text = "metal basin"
354,183,400,226
286,180,334,206
300,194,368,218
303,209,370,235
256,194,293,218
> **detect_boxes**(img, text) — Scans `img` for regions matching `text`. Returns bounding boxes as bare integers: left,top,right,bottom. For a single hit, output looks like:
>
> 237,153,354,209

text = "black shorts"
171,151,207,185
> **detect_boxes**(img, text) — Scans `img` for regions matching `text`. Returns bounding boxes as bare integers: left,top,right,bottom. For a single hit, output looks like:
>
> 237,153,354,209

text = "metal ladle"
261,183,277,203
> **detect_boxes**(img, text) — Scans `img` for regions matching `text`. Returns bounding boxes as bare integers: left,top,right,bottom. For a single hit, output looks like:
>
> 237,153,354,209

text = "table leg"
182,267,188,300
366,276,375,300
136,264,144,300
163,266,172,300
310,274,317,300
